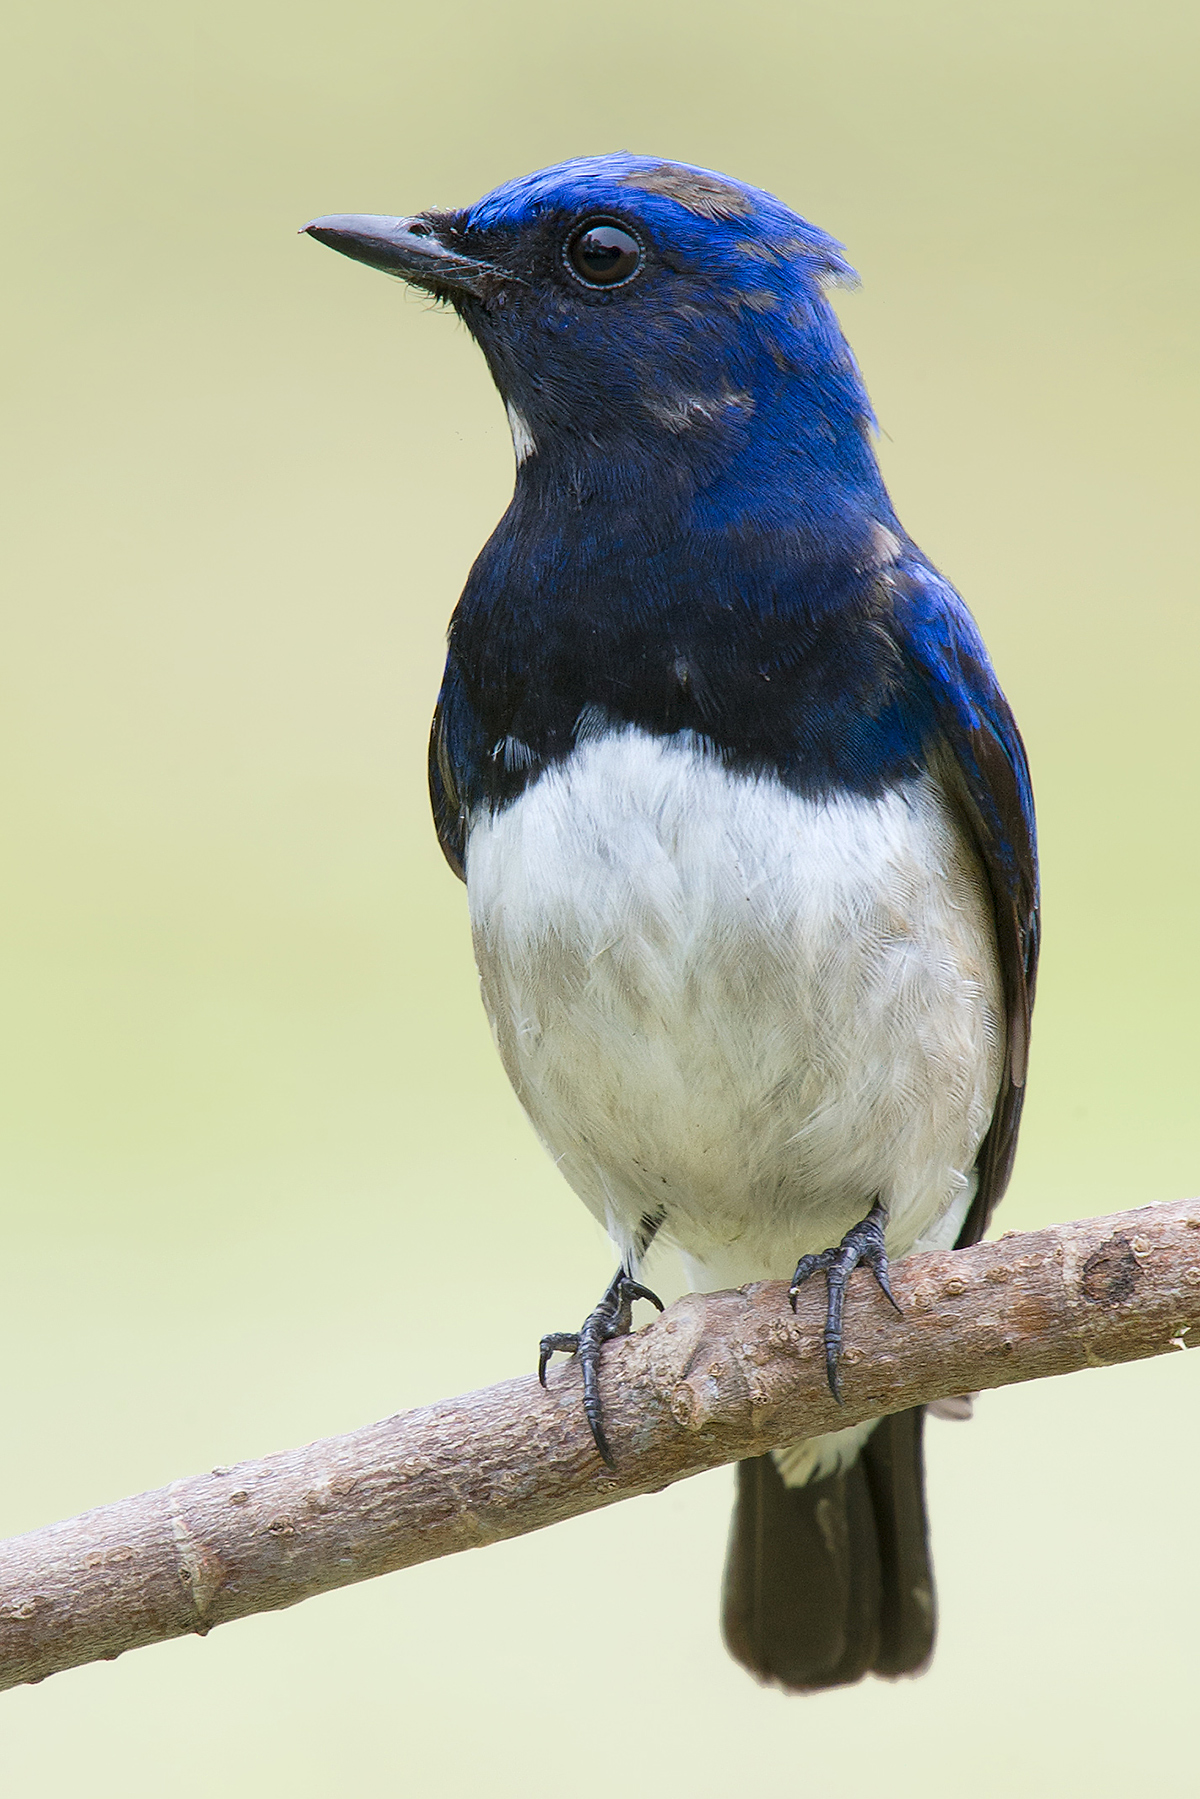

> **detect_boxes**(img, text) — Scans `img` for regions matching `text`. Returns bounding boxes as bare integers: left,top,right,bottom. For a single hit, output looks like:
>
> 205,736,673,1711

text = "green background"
2,0,1197,1791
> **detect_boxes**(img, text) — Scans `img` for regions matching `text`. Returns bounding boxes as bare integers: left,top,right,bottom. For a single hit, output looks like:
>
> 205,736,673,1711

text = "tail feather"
860,1407,937,1677
721,1408,935,1693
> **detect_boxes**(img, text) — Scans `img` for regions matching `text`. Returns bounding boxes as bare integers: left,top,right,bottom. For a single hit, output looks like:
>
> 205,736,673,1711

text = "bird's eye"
564,219,644,289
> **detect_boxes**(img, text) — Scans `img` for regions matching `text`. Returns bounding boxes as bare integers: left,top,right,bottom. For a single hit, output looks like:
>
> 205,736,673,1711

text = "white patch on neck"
494,734,536,773
506,403,535,465
645,390,754,433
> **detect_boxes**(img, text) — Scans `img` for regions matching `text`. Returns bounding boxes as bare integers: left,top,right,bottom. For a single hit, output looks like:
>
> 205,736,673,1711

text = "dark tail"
721,1408,936,1693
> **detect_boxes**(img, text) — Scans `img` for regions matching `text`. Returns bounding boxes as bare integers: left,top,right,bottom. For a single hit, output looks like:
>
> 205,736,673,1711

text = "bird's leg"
788,1199,902,1401
538,1266,665,1467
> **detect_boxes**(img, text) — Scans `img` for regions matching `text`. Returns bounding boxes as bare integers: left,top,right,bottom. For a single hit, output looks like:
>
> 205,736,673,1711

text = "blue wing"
901,569,1040,1245
428,688,464,881
428,651,482,881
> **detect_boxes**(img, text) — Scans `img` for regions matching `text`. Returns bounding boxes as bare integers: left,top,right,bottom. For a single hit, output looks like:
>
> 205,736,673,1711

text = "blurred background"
1,0,1197,1790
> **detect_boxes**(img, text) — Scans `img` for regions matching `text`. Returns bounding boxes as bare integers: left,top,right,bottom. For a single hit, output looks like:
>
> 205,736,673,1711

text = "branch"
3,1198,1199,1691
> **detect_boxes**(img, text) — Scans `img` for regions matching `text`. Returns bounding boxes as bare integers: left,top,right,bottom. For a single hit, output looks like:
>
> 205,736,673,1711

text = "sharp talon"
872,1263,903,1314
623,1280,665,1313
789,1200,896,1397
537,1265,664,1468
587,1410,616,1468
537,1330,580,1386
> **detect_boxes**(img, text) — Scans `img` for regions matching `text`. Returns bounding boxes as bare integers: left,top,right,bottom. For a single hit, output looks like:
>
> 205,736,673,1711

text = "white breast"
465,727,1004,1289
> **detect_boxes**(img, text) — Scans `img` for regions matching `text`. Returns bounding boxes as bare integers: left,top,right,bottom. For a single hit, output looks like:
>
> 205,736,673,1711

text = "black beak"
301,213,501,297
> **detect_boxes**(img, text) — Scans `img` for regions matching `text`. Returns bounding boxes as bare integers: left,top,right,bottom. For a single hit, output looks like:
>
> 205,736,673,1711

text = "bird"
303,153,1039,1694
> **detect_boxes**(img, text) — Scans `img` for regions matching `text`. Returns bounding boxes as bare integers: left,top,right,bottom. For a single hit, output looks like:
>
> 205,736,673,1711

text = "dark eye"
565,219,644,288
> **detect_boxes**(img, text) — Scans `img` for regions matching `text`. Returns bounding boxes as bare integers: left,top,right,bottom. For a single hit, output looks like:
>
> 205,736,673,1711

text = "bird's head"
305,154,885,523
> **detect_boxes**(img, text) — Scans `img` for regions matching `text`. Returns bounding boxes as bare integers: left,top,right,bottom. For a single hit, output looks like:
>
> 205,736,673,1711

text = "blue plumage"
305,152,1039,1693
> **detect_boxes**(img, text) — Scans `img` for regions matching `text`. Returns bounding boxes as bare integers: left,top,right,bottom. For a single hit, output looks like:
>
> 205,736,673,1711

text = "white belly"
466,727,1005,1290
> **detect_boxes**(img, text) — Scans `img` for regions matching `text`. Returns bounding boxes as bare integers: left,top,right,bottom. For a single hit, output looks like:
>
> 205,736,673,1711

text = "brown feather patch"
619,164,754,220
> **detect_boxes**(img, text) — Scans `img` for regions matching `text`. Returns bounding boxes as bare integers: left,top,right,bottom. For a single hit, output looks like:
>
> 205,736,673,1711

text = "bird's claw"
538,1272,665,1467
788,1200,901,1402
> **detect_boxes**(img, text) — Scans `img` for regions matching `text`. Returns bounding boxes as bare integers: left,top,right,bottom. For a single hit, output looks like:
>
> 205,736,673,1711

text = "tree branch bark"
2,1197,1199,1692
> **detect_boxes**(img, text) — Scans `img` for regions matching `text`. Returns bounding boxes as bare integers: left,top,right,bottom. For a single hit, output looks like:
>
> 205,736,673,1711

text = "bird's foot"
538,1270,665,1467
788,1200,901,1402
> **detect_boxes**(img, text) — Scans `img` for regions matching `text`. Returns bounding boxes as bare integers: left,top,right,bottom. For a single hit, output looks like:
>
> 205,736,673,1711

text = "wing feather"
903,573,1039,1245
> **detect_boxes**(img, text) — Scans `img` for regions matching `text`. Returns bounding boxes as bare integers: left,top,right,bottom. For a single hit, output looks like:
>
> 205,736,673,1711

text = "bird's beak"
301,213,501,297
